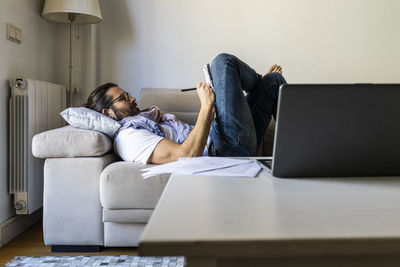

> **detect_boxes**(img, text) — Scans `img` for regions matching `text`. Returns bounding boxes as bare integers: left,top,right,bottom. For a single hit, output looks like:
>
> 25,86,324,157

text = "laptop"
259,84,400,178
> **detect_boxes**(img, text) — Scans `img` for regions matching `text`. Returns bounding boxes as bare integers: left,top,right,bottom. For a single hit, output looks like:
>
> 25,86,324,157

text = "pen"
180,87,196,92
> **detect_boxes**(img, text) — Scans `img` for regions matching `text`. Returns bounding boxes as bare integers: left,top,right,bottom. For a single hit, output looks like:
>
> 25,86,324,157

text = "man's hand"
196,82,215,110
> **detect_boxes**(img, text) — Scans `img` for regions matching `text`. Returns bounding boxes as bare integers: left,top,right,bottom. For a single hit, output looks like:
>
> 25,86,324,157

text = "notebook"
180,63,214,92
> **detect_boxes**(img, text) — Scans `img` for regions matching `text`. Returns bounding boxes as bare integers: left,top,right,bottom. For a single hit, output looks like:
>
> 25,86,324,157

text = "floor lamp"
42,0,102,107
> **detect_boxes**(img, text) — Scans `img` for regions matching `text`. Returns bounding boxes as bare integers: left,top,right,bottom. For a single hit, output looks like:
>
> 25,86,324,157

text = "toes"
269,64,277,72
265,64,283,77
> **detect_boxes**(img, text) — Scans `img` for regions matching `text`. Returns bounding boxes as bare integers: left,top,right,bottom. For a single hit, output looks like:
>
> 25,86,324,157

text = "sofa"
32,88,275,252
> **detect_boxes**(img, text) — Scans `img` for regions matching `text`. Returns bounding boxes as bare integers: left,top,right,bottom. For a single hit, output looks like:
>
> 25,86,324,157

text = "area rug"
5,255,185,266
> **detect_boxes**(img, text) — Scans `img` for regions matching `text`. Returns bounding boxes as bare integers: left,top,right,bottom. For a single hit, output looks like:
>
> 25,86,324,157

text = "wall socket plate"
6,23,22,44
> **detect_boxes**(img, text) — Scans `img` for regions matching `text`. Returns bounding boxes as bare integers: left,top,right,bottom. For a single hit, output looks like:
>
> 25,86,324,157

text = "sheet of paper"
142,157,261,179
193,161,262,177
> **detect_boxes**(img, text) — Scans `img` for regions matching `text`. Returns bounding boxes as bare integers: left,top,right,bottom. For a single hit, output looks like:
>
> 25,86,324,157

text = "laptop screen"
272,84,400,177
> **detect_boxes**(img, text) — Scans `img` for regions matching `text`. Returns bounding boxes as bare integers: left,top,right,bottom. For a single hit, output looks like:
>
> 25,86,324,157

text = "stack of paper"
142,157,262,179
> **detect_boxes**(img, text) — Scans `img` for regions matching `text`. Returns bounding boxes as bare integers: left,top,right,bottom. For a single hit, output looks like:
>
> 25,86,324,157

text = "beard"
111,102,141,121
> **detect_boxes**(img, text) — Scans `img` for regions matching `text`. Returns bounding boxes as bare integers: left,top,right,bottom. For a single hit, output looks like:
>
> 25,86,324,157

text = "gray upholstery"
33,126,112,158
104,222,146,247
100,162,170,209
43,154,116,245
138,88,200,112
103,209,153,223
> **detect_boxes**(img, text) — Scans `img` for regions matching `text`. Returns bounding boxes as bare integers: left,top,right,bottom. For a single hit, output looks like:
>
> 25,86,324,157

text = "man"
85,53,286,164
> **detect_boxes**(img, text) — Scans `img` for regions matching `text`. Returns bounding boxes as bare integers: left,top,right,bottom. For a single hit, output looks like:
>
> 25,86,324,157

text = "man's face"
102,86,140,120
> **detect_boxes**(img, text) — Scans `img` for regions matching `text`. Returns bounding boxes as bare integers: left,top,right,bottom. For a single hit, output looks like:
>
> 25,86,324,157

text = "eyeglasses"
104,91,130,109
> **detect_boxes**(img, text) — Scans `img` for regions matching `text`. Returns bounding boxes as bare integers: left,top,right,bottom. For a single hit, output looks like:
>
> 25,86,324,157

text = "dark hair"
84,82,118,113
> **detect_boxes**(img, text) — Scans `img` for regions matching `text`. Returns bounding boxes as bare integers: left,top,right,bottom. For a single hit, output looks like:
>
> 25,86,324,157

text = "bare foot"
264,64,283,76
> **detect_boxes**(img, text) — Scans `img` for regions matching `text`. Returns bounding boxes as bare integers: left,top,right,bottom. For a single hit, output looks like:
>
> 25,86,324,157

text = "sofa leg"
51,245,103,252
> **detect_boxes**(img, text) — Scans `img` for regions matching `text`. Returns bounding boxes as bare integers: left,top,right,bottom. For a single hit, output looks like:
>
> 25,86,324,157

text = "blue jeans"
209,53,287,156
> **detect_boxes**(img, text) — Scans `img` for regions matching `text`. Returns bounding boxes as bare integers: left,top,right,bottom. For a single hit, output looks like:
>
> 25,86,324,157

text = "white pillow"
60,107,121,138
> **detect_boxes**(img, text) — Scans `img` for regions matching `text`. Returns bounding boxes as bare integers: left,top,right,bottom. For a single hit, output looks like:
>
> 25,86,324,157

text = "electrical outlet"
6,23,21,44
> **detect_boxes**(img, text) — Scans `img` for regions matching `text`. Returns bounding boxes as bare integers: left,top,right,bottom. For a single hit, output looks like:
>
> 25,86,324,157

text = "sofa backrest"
138,88,200,113
138,88,200,125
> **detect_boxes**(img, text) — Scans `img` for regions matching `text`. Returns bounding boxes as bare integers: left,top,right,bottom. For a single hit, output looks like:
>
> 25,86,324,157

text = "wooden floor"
0,220,138,266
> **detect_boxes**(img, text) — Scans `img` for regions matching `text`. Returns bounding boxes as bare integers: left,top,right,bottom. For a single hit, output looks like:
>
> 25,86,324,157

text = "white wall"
0,0,92,224
74,25,98,107
96,0,400,98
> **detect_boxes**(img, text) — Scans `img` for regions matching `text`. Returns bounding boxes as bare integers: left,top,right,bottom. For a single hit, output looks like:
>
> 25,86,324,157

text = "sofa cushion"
32,126,112,158
103,209,153,223
100,162,170,209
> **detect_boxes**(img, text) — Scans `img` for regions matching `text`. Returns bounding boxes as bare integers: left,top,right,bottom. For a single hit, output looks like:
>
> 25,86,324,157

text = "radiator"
9,78,66,215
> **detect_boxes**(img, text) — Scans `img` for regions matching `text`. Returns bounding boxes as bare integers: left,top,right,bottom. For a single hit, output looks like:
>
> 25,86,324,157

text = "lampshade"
42,0,102,24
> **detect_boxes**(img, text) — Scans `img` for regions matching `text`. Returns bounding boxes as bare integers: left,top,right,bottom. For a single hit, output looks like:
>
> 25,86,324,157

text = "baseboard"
0,208,42,247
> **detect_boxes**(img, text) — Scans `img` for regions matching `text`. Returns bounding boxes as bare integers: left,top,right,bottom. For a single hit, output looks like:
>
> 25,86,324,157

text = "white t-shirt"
114,125,212,164
114,128,164,164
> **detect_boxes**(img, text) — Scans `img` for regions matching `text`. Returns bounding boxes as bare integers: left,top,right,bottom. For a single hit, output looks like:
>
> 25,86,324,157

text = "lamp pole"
68,13,77,107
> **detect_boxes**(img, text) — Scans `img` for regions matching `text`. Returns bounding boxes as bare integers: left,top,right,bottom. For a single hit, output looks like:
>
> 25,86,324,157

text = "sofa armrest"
32,126,113,158
43,154,117,246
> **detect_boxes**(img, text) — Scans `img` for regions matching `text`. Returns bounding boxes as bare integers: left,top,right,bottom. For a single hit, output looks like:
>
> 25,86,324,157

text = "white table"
139,165,400,267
